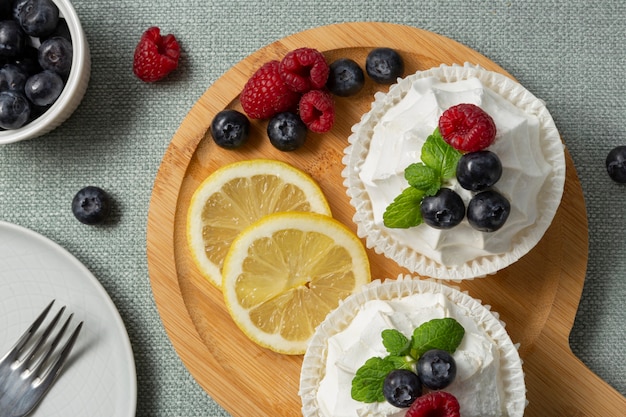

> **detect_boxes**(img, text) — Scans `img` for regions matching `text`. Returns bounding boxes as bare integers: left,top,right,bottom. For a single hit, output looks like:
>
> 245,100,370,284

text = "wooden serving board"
146,22,626,416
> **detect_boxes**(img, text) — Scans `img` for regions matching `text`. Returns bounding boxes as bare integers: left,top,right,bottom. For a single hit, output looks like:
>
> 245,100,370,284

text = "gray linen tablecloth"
1,0,625,415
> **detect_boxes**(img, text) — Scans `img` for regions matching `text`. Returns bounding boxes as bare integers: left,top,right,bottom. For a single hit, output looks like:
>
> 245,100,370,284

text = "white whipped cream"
357,76,552,267
316,293,508,417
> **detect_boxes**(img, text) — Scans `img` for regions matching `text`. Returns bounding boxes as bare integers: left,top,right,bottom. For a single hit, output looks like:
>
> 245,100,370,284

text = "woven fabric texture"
1,1,625,415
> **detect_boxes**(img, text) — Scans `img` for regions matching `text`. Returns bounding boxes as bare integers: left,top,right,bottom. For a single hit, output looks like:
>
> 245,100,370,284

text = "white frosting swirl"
316,293,507,417
359,76,548,266
342,64,565,279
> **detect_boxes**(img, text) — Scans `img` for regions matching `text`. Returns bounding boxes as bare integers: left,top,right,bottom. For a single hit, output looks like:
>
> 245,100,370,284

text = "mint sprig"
383,128,462,228
351,318,465,403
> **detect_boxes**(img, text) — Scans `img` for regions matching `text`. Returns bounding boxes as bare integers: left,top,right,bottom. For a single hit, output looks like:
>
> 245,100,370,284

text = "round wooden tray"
146,22,626,416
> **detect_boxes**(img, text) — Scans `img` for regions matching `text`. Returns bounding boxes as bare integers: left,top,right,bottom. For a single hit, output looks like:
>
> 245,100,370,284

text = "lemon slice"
187,159,332,288
222,212,371,355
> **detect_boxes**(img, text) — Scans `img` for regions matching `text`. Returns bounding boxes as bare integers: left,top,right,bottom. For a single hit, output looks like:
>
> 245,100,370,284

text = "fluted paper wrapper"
341,63,566,280
299,276,527,417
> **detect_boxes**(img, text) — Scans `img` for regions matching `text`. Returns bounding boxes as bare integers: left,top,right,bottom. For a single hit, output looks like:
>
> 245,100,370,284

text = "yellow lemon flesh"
222,212,371,355
187,159,332,288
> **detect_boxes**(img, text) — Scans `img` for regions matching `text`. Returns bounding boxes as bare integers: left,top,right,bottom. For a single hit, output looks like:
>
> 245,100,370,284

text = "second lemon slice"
187,159,331,288
222,212,371,355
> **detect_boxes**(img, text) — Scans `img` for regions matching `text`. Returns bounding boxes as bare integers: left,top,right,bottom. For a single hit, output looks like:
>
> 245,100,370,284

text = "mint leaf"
382,329,411,356
351,357,397,403
385,355,415,371
382,127,461,230
383,187,424,228
404,163,440,196
410,318,465,358
421,128,462,180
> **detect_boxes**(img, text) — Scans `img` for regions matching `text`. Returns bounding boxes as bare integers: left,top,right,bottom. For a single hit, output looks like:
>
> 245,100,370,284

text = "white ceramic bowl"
0,0,91,145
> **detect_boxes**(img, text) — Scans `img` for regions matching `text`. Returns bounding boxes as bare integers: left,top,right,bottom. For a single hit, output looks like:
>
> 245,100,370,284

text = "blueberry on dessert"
383,369,422,408
467,189,511,232
420,188,465,229
456,150,502,191
416,349,457,390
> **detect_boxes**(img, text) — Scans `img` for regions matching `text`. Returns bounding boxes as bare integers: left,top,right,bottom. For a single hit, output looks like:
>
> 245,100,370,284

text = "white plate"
0,221,137,416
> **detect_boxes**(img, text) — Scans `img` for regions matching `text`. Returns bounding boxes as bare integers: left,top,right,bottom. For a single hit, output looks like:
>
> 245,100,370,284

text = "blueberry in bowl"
0,0,90,144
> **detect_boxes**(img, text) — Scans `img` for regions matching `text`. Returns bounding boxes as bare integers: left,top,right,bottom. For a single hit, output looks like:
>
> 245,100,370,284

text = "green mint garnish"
383,128,462,229
410,317,465,359
351,317,465,403
381,329,411,356
382,187,424,228
351,357,398,402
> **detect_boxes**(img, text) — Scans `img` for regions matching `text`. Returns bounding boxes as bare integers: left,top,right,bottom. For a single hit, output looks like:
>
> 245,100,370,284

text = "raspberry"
298,90,334,133
133,27,180,82
279,47,329,93
240,60,300,119
405,392,461,417
438,103,496,152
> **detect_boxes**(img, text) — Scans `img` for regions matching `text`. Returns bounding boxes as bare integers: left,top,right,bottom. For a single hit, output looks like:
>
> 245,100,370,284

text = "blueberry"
0,20,25,57
18,0,59,38
326,58,364,97
13,45,43,76
606,145,626,183
25,70,64,106
382,369,422,408
456,150,503,191
72,186,112,225
417,349,457,390
0,63,29,91
210,109,250,149
38,36,72,77
365,47,404,84
267,111,307,151
12,0,30,21
41,17,71,42
420,188,465,229
467,190,511,232
0,90,30,129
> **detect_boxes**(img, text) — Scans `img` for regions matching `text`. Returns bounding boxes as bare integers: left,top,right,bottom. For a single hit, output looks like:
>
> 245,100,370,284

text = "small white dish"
0,0,91,144
0,221,136,417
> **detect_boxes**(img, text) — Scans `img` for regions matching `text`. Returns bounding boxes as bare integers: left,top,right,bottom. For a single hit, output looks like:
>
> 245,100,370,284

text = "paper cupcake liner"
299,276,527,417
341,63,566,280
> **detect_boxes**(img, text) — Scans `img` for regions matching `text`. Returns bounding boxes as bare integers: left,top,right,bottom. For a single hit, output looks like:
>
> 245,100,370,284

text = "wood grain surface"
146,22,626,416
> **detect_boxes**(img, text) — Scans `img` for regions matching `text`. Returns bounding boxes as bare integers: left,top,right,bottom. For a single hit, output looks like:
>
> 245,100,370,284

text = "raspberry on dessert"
405,391,461,417
133,26,180,83
279,47,329,93
438,103,496,152
240,60,301,119
298,89,334,133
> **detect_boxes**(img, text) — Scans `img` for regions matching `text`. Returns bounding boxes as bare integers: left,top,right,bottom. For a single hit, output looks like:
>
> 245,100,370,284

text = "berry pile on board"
211,46,404,152
0,0,74,129
240,47,335,134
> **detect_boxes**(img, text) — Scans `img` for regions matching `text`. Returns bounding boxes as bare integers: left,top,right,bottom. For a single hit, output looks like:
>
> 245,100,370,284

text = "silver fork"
0,300,83,417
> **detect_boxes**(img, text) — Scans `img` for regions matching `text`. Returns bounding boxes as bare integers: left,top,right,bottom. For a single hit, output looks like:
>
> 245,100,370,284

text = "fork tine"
0,300,55,370
21,306,66,372
33,320,83,392
28,312,73,377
